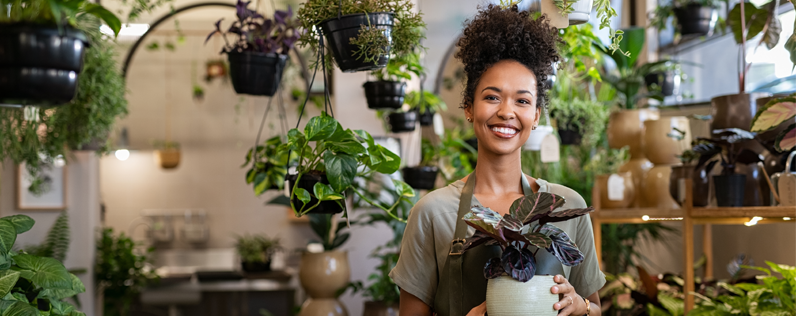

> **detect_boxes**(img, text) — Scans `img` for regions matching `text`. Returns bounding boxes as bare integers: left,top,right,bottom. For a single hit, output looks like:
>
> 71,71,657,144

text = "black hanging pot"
673,5,717,36
227,52,288,96
363,81,406,109
387,111,417,133
644,71,678,96
417,109,435,126
0,24,89,105
318,12,394,73
557,122,583,145
713,174,746,207
286,173,344,214
403,166,439,190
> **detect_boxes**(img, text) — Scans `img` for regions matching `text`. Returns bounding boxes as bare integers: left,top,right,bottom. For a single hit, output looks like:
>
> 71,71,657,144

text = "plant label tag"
284,180,290,198
433,113,445,137
607,174,625,201
540,134,560,163
677,178,687,203
778,174,796,206
23,106,39,122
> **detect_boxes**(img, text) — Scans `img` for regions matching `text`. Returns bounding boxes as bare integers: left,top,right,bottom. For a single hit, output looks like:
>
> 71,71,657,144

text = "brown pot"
596,173,635,209
618,158,654,207
363,301,399,316
671,164,712,207
643,117,692,165
298,299,349,316
299,251,350,299
710,93,770,134
607,109,661,157
644,165,679,209
155,149,180,169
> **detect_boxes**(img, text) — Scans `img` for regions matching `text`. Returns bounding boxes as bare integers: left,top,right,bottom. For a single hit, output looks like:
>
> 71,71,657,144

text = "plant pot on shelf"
673,4,718,36
241,260,271,273
298,251,350,316
644,71,679,97
710,93,771,134
0,24,89,105
155,149,181,169
318,13,394,73
568,0,594,25
363,301,398,316
287,173,344,214
363,81,406,109
227,52,288,96
713,174,746,207
387,111,417,133
417,109,435,126
670,164,712,207
596,173,635,209
644,117,692,165
402,166,438,190
608,108,660,207
486,275,558,316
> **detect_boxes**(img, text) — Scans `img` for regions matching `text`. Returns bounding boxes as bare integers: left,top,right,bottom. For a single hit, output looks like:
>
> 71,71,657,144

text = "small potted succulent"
206,1,299,96
461,192,593,315
695,128,763,207
363,52,423,110
242,136,293,195
402,139,439,190
0,0,121,104
235,234,280,273
649,0,719,37
406,89,447,126
296,0,425,72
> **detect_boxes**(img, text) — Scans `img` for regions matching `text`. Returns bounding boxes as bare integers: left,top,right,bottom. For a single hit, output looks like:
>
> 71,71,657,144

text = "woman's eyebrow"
517,89,535,96
481,86,501,93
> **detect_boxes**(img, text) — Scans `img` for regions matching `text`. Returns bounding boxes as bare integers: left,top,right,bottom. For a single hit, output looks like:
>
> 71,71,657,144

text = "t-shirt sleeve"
569,213,606,297
389,200,438,307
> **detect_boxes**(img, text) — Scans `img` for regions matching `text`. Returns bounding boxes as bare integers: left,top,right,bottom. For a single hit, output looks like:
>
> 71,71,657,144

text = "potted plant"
280,113,415,219
0,0,121,105
643,61,684,97
460,192,593,315
243,136,293,195
296,0,425,72
97,228,160,316
378,108,418,133
205,1,299,96
406,89,447,126
689,261,796,315
402,139,439,190
649,0,719,37
363,52,423,110
299,213,352,315
235,234,280,273
154,140,181,169
549,97,608,146
695,128,764,207
751,93,796,152
667,128,710,207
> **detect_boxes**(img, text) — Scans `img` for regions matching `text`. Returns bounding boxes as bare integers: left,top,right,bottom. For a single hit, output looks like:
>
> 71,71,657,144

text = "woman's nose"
496,101,516,120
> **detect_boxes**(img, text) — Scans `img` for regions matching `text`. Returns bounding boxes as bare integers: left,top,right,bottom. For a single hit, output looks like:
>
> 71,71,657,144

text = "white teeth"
490,126,517,135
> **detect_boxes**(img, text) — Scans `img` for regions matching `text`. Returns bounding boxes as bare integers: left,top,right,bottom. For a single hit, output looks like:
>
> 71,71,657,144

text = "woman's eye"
518,99,531,105
485,96,499,101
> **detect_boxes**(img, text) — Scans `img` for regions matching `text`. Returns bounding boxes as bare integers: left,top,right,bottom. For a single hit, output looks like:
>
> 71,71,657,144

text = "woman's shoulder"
537,179,588,209
409,181,464,221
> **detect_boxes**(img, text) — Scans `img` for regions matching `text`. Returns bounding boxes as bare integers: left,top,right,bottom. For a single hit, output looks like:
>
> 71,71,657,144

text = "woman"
389,5,605,316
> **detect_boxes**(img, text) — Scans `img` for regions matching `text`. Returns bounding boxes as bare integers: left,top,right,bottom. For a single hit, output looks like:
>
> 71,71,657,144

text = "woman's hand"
466,301,487,316
551,274,587,316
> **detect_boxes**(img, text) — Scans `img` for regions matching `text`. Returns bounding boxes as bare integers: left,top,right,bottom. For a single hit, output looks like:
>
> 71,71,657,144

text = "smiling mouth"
489,125,519,138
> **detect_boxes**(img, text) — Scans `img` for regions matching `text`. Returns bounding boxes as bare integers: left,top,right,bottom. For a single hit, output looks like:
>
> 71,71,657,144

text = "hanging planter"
363,81,406,109
417,109,434,126
673,4,718,36
406,90,445,127
287,173,344,214
318,13,395,72
227,52,288,96
644,71,679,97
155,148,181,169
387,111,417,133
402,166,438,190
568,0,594,25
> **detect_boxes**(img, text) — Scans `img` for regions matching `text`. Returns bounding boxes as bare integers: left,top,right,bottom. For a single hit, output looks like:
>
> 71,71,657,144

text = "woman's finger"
553,294,575,311
556,296,579,316
551,280,575,294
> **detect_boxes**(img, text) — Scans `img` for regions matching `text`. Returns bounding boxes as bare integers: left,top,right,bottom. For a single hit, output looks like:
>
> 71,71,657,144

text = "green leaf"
294,188,311,204
0,220,17,255
253,173,270,196
328,141,367,156
82,3,122,37
305,115,338,141
728,2,769,44
49,299,76,315
2,301,38,316
12,254,72,289
313,183,344,201
245,169,256,184
373,145,400,174
353,129,375,147
323,151,357,193
286,129,307,151
0,271,19,298
392,180,415,197
2,215,34,234
523,232,552,248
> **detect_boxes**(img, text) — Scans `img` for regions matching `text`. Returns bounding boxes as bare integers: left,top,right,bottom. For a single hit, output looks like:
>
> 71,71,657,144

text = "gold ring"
567,296,573,305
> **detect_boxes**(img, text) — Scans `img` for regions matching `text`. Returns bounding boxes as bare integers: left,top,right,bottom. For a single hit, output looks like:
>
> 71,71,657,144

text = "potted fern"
402,139,439,190
363,52,423,110
296,0,425,72
406,89,446,126
205,1,299,96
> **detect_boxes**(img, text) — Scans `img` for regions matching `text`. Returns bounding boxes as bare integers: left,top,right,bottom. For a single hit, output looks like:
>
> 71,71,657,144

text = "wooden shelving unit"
591,180,795,313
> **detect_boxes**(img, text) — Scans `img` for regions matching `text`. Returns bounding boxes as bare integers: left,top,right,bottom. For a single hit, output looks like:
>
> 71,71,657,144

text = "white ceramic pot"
526,0,570,28
569,0,594,25
524,125,554,151
486,275,558,316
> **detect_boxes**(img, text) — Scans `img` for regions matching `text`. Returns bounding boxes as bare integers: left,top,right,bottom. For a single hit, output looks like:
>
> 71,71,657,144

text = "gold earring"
467,117,473,122
532,125,537,130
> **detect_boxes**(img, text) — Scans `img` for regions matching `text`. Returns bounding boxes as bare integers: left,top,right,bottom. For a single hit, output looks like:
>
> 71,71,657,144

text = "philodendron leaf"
313,183,343,201
484,257,505,279
323,151,357,192
775,124,796,151
0,271,19,298
294,188,311,204
510,192,567,224
728,2,769,44
500,245,536,282
392,180,415,197
253,173,270,196
305,115,338,141
751,96,796,132
328,141,367,156
2,215,34,234
539,224,585,266
374,145,400,174
39,273,85,301
523,231,553,249
1,300,37,316
12,254,72,289
0,219,17,255
286,129,307,151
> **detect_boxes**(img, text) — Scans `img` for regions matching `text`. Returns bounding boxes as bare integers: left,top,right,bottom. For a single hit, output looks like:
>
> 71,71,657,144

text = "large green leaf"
392,180,415,197
82,3,122,37
598,27,645,70
294,188,311,204
313,183,344,201
0,220,16,255
373,145,400,174
328,140,367,156
0,253,11,270
12,254,72,289
323,151,357,193
1,301,37,316
0,271,19,298
728,2,769,44
253,173,270,196
352,129,376,147
305,115,338,141
286,129,307,151
49,299,76,316
2,216,33,235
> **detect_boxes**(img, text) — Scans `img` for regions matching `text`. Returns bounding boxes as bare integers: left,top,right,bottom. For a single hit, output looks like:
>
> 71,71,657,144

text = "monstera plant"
751,93,795,152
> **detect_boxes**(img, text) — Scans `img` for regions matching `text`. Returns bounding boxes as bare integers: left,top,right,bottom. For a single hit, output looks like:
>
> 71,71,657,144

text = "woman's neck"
473,149,524,196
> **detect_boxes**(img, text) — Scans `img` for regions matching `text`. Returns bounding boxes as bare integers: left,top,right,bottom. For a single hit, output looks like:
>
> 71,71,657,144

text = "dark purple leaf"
205,30,219,44
484,257,505,279
501,245,536,282
497,214,523,232
538,207,594,226
713,128,756,144
502,229,529,248
274,9,288,26
463,231,491,252
510,192,567,224
538,224,584,266
236,0,252,20
485,239,499,247
260,19,274,37
463,209,505,244
523,231,552,248
228,24,241,35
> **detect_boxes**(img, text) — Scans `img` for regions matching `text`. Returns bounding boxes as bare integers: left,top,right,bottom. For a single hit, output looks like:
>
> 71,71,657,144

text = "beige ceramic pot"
643,117,692,165
486,275,558,316
596,173,635,209
299,251,350,298
155,149,180,169
298,298,348,316
363,301,399,316
644,165,679,209
710,93,770,133
607,109,661,157
618,158,654,207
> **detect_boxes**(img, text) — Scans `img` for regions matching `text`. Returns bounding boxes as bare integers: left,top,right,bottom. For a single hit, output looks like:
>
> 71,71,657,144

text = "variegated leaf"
497,214,523,232
510,192,567,224
469,206,502,227
501,245,536,282
538,224,585,266
775,124,796,151
751,96,796,132
523,231,553,249
539,207,594,226
463,211,505,243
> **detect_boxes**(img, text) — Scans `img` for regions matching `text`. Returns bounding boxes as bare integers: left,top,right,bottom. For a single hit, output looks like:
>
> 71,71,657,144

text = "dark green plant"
370,51,424,82
0,0,120,36
296,0,426,69
549,97,609,146
243,136,293,195
418,138,438,167
558,22,602,82
24,212,69,263
406,90,446,114
648,0,721,35
690,262,796,316
695,128,762,176
235,234,280,263
95,228,159,316
0,214,86,315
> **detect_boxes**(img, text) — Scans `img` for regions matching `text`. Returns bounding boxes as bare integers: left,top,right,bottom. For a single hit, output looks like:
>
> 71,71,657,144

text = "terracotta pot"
607,109,661,157
486,275,557,316
596,173,635,209
710,93,770,134
298,298,348,316
618,158,655,207
363,301,399,316
643,117,692,165
155,149,180,169
299,251,350,299
644,165,680,209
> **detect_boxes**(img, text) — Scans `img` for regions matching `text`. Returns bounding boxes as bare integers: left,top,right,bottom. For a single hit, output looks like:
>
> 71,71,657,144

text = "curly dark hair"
455,5,562,109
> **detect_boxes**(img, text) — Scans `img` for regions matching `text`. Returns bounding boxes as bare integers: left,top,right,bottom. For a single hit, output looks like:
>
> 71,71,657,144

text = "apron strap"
445,173,476,316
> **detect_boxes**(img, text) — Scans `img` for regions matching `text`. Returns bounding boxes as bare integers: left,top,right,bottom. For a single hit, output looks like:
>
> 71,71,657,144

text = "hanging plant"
364,52,423,110
648,0,720,37
243,136,294,195
406,90,446,126
402,138,439,190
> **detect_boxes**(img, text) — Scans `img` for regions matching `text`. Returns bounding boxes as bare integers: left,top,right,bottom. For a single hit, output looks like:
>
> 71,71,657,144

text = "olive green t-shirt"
389,177,606,308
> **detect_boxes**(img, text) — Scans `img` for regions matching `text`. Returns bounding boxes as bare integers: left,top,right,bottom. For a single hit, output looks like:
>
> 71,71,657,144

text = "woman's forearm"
400,289,433,316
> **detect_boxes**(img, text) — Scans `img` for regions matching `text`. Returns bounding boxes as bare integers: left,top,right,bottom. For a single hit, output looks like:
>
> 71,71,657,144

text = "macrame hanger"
252,91,276,169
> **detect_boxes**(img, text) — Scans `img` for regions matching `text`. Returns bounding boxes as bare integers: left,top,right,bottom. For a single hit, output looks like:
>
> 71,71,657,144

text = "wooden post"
684,180,695,313
592,181,603,270
703,224,713,279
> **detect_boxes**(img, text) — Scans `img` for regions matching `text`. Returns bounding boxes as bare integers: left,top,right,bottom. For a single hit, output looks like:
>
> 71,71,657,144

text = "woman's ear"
464,104,474,121
534,106,542,126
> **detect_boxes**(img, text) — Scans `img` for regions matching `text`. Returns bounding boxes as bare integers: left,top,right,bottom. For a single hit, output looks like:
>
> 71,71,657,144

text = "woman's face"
464,59,541,156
